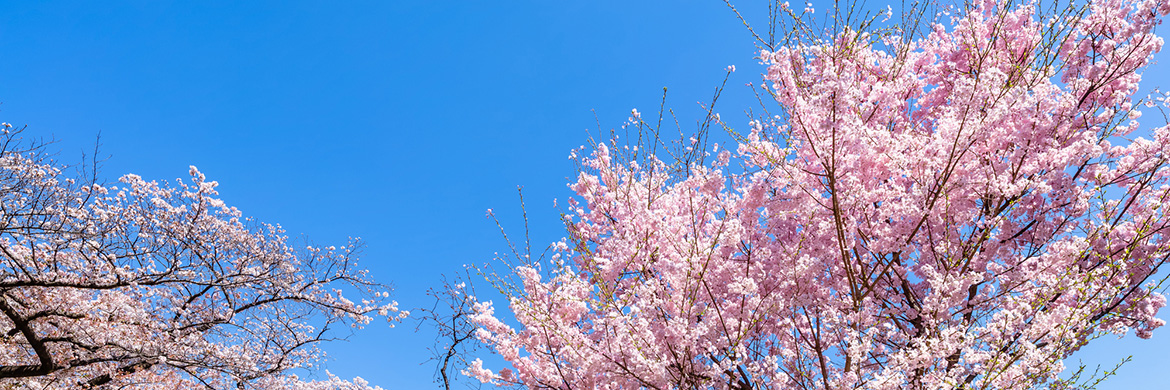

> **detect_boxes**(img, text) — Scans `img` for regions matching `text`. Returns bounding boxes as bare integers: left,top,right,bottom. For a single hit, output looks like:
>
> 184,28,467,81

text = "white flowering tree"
0,127,403,389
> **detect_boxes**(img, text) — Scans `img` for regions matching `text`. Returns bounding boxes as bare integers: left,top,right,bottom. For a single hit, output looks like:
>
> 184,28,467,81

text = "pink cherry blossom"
469,1,1170,388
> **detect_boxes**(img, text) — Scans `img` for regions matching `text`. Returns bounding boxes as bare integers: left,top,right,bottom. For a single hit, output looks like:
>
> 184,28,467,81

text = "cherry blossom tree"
0,127,403,389
466,0,1170,388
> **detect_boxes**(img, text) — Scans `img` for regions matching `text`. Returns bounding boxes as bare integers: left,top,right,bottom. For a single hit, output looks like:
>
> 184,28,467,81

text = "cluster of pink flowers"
469,0,1170,388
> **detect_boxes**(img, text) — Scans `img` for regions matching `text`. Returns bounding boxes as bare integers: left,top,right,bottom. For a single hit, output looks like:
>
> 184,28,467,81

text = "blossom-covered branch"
0,127,403,389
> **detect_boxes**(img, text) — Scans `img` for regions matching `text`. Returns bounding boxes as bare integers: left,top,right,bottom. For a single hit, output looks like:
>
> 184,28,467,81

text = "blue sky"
0,1,1166,389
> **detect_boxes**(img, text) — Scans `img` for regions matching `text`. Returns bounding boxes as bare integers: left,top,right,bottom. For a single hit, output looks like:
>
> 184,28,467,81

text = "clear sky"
0,1,1166,389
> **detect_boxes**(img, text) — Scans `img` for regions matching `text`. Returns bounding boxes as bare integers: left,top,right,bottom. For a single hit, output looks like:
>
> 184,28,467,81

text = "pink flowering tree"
0,128,403,389
466,0,1170,388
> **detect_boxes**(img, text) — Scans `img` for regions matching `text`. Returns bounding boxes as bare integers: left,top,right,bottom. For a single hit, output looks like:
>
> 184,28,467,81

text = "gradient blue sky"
1,1,1166,389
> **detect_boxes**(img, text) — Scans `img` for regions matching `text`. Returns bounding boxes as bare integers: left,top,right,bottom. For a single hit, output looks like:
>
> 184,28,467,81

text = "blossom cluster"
469,0,1170,388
